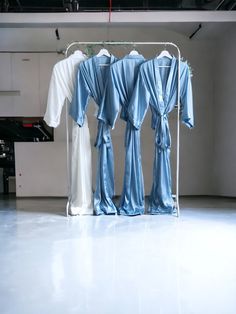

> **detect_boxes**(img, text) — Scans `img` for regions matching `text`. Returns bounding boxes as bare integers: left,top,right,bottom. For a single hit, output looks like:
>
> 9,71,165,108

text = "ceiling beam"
0,11,236,27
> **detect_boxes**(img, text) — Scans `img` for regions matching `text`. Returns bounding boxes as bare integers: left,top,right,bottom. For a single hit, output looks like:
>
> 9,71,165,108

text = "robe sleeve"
180,63,194,128
128,72,150,130
98,68,121,129
43,66,68,128
70,64,90,127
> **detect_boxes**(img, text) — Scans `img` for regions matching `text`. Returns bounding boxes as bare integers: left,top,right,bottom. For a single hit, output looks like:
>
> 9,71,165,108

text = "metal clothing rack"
65,41,181,217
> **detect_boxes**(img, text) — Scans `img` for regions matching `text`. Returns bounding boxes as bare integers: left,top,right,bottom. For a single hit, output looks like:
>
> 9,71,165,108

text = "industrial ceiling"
1,0,236,12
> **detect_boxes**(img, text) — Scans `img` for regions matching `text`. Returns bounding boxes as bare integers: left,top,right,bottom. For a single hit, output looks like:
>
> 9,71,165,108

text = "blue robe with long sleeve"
128,57,194,214
70,55,118,215
98,54,145,215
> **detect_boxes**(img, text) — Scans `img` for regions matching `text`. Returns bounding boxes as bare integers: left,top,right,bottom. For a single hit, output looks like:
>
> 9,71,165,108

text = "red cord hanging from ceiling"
109,0,112,22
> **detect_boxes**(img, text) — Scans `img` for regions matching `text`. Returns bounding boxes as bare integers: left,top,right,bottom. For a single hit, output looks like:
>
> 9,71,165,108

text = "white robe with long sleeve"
44,51,93,215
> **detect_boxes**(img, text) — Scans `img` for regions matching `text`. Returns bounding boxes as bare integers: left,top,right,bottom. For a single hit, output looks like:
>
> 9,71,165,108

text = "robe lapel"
154,57,177,111
164,57,177,106
93,55,116,105
92,56,104,103
153,58,163,109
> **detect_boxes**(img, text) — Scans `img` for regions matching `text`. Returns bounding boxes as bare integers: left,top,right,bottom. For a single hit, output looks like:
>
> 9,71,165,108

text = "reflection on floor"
0,196,236,314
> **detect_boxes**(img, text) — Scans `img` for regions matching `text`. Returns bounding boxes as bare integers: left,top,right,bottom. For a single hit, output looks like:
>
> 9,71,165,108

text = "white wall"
213,27,236,196
15,142,68,197
181,40,215,196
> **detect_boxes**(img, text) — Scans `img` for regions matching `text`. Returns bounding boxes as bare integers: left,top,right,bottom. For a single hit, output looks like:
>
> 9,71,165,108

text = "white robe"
44,51,93,215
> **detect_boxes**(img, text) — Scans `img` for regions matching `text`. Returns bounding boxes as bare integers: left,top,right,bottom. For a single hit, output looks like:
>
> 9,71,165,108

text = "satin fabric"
44,52,93,215
99,54,145,216
69,118,93,215
128,57,194,214
70,55,118,215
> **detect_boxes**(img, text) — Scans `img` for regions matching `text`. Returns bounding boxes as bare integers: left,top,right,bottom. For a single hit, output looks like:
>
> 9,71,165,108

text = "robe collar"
153,56,177,110
124,54,145,60
92,54,117,100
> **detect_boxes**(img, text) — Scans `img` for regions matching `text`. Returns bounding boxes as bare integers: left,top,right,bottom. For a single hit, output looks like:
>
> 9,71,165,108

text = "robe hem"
68,204,93,216
94,203,117,216
148,207,177,215
118,208,145,216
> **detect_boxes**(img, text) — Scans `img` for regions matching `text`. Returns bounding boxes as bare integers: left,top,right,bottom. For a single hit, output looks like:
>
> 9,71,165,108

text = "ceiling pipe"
15,0,23,11
229,1,236,9
215,0,226,10
189,23,202,39
55,28,60,40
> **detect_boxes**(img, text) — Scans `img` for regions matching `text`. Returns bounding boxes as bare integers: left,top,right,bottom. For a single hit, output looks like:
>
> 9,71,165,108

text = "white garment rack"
65,41,181,217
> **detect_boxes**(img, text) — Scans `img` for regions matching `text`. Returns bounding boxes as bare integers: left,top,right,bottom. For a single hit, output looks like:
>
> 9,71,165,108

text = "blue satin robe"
98,54,145,216
70,55,118,215
128,57,194,214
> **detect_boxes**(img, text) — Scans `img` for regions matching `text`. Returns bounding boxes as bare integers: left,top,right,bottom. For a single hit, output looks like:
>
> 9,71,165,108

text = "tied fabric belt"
95,121,112,148
155,113,171,151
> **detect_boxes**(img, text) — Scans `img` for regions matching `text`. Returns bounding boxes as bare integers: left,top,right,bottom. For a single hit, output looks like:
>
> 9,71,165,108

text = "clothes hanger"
96,48,111,57
72,50,84,57
129,49,139,56
129,44,139,56
156,49,172,59
156,48,172,67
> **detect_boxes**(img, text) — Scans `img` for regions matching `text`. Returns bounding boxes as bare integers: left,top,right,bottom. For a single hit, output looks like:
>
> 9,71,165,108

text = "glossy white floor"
0,196,236,314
